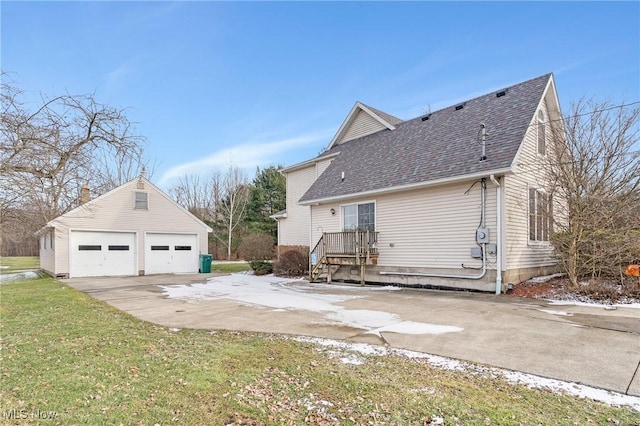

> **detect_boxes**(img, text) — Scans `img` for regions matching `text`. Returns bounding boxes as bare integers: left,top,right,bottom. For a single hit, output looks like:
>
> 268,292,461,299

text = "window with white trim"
342,202,375,231
529,188,552,242
134,191,148,210
537,110,546,155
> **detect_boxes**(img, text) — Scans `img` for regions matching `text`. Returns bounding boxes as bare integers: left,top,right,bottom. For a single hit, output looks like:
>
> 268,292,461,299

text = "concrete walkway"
64,273,640,397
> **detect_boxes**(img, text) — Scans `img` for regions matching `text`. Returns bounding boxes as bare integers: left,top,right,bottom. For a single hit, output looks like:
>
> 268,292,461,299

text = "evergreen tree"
246,165,286,241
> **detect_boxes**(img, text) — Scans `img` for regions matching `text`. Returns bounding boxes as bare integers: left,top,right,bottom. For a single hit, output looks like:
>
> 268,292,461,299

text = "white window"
537,110,546,155
341,202,375,231
49,230,54,250
529,188,552,242
134,191,148,210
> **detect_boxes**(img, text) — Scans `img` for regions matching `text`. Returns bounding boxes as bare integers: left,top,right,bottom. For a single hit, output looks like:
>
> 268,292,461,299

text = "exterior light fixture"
330,208,336,215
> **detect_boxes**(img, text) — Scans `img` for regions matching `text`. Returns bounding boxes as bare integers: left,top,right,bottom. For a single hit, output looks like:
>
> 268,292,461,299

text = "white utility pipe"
490,174,502,294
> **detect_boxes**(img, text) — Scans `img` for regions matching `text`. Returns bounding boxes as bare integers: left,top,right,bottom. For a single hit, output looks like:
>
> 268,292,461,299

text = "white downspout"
490,174,502,294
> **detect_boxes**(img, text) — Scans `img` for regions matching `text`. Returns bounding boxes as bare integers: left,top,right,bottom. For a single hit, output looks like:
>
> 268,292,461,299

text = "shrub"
552,229,640,286
249,260,273,276
274,249,308,277
238,233,275,261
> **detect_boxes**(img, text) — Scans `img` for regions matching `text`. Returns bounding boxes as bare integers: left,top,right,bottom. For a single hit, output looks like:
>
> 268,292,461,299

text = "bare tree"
549,99,640,287
0,76,148,255
168,172,219,222
169,166,250,260
216,165,250,260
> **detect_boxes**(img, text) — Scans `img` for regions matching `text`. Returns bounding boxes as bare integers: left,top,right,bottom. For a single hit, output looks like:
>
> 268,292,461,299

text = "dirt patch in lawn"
508,275,640,305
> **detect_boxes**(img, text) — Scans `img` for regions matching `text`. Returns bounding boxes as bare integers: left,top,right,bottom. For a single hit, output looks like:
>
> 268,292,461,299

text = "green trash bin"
199,254,213,273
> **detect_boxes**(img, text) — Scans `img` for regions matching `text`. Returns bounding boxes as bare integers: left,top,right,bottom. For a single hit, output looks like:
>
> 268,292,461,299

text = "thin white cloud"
106,63,130,84
158,129,333,186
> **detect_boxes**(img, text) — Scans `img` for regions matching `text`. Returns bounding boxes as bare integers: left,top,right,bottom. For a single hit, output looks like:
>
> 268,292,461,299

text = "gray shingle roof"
300,74,551,204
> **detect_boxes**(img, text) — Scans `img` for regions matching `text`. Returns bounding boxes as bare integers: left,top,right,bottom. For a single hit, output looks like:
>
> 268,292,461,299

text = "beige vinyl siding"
39,230,55,274
316,157,333,176
280,166,316,247
280,158,336,248
50,180,208,276
310,202,342,246
309,180,498,269
504,95,557,270
377,181,497,269
338,110,387,144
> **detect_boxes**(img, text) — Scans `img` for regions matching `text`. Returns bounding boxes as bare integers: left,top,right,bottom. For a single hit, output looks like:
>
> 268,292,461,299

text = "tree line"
168,164,285,261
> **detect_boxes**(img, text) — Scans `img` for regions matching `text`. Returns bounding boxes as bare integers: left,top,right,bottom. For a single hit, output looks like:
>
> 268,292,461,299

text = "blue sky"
2,1,639,189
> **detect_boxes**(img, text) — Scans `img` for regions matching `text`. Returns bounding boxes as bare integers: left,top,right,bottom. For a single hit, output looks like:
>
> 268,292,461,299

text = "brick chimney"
80,184,90,204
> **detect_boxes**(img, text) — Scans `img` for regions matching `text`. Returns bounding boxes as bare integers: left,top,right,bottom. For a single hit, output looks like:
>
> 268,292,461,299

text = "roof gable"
328,101,403,149
45,176,213,232
300,74,553,204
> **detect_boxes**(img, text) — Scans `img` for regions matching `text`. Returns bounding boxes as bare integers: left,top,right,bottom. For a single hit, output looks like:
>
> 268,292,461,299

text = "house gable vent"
496,89,507,98
454,103,465,111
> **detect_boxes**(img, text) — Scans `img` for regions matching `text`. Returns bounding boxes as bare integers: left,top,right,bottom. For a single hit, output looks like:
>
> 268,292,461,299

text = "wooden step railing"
309,230,379,282
309,234,326,282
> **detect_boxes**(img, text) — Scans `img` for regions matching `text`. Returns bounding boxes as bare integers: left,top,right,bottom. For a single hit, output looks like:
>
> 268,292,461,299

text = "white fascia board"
357,102,398,131
509,74,561,170
35,225,54,236
269,212,288,220
281,152,340,173
327,101,397,150
143,178,214,232
299,167,513,206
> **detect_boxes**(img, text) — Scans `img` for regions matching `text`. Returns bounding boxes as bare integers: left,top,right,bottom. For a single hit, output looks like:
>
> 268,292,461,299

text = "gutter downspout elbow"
490,174,502,295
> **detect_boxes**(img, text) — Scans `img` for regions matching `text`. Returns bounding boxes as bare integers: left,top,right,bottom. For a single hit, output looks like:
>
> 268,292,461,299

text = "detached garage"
38,174,212,278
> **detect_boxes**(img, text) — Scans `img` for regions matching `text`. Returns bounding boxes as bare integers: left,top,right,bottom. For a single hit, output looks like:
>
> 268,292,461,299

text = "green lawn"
0,256,39,272
211,261,251,273
1,278,637,425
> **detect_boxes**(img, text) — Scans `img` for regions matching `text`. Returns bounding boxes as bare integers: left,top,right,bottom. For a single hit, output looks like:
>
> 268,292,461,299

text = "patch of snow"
526,273,564,283
340,354,365,365
392,348,468,371
368,321,463,336
160,274,462,335
537,309,574,317
291,336,640,412
0,270,41,284
501,370,640,412
547,299,640,309
365,285,402,291
0,265,8,269
326,309,399,329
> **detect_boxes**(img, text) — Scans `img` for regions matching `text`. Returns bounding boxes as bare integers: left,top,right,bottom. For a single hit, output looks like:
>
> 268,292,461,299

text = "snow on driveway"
159,274,463,336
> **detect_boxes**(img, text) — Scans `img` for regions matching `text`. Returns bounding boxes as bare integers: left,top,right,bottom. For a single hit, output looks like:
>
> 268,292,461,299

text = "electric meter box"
476,227,490,244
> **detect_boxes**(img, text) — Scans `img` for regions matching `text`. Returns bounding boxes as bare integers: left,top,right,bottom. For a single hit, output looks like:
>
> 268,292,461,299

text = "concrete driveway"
64,273,640,398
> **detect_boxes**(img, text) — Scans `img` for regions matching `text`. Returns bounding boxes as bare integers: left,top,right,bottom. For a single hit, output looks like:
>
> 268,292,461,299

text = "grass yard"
211,261,251,273
0,256,39,273
1,278,638,425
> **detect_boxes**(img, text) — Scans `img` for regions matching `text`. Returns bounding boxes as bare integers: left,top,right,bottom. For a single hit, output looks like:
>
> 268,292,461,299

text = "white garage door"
70,231,136,278
145,233,198,275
